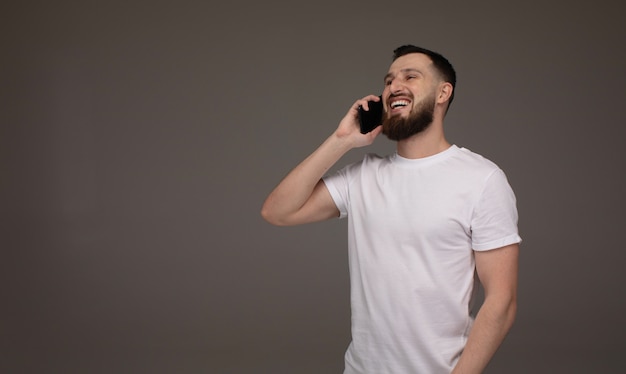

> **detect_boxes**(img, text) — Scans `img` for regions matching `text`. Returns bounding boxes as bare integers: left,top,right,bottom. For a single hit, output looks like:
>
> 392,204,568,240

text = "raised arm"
261,95,382,226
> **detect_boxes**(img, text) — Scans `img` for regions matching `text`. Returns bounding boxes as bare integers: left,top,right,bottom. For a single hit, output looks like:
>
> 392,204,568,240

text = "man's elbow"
260,204,291,226
505,298,517,329
260,206,280,226
484,293,517,331
499,294,517,331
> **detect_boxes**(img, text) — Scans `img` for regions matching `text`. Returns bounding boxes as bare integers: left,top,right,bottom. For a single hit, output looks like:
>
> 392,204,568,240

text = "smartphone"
358,96,383,134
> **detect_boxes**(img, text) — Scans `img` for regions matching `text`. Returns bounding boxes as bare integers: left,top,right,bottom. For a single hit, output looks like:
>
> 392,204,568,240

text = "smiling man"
262,45,521,374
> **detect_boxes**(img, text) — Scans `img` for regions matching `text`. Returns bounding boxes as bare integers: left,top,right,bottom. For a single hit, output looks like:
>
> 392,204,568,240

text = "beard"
382,93,436,141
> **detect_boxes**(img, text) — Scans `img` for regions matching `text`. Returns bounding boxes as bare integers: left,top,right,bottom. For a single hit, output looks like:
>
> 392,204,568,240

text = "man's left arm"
452,243,519,374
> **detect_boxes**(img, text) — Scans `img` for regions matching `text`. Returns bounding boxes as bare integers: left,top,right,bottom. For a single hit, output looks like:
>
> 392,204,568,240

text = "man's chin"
387,111,409,119
382,112,434,141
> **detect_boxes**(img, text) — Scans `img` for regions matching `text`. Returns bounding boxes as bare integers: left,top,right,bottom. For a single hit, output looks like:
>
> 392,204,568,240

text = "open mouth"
390,99,411,110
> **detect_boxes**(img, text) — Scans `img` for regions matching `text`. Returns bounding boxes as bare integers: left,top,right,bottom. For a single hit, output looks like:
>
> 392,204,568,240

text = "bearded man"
262,45,521,374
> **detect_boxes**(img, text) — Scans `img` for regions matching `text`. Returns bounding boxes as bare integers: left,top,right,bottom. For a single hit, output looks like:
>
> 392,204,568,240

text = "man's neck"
396,121,451,159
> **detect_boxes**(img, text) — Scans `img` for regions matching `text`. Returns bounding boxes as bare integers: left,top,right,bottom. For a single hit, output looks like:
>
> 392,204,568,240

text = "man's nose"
388,79,404,94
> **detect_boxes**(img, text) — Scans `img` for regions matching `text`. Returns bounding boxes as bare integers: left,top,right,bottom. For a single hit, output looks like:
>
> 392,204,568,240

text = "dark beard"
382,94,436,141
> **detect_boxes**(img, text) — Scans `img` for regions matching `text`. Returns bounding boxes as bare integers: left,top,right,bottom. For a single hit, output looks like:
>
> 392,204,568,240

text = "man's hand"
334,95,383,148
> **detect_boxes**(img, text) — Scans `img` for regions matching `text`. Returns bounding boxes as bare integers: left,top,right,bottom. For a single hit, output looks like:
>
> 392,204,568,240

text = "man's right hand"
334,95,384,149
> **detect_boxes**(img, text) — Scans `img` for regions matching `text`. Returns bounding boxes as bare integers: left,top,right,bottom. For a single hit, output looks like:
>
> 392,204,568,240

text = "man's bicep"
474,244,519,298
290,179,340,225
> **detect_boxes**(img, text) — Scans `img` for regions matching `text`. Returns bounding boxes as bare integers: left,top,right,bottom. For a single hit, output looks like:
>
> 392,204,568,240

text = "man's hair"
392,45,457,110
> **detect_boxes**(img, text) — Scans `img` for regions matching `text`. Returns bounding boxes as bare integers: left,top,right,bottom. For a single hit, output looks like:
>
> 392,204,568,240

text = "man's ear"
437,82,453,104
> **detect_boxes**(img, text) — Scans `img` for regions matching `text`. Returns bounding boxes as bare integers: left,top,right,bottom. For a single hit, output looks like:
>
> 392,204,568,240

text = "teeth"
391,100,410,109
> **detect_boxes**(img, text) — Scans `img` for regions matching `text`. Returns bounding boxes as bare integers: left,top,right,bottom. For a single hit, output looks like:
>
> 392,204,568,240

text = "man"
261,45,521,374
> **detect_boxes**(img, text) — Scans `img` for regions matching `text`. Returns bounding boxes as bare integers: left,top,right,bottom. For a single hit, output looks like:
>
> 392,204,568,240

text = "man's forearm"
451,296,516,374
261,133,352,225
262,95,382,225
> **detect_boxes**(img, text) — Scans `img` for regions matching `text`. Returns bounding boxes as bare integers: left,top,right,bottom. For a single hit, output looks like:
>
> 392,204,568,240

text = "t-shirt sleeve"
471,168,522,251
322,165,352,219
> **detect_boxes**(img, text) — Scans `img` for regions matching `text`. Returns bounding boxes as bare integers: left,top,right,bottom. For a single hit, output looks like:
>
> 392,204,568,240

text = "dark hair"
392,45,456,110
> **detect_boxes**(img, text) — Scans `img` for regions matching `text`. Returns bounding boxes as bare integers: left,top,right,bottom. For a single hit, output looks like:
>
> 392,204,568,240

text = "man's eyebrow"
384,68,422,82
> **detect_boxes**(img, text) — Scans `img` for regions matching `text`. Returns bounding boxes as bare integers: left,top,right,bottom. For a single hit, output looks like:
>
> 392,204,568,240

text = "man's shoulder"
455,147,501,171
346,152,391,169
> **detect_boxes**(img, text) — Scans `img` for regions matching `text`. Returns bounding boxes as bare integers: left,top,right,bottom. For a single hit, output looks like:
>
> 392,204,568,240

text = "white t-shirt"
322,145,521,374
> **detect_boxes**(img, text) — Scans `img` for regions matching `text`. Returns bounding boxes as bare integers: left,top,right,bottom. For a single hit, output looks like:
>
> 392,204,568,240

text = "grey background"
2,1,625,373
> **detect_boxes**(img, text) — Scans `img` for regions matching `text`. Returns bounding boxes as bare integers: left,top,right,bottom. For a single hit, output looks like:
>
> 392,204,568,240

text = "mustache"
388,92,414,100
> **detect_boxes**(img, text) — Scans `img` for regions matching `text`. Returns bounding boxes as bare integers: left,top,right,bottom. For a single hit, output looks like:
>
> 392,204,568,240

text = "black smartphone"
358,96,383,134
